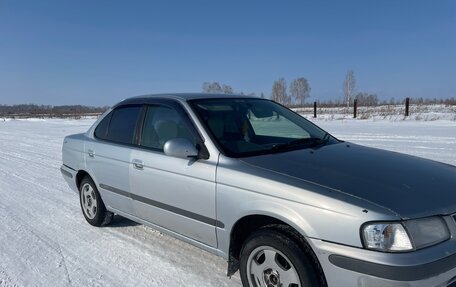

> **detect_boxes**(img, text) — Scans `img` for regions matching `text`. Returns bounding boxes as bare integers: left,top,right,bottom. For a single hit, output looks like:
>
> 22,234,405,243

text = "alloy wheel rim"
247,246,300,287
81,183,97,220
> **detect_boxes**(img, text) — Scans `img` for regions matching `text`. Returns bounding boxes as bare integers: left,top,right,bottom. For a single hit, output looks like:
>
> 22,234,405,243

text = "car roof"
114,93,261,107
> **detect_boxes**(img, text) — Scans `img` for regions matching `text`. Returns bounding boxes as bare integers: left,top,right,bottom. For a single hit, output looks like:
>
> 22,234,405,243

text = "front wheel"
79,176,113,226
240,228,323,287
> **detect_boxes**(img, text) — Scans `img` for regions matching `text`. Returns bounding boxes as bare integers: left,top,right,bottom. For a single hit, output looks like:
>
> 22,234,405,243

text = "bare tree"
290,77,311,107
202,82,234,94
355,92,378,106
272,77,289,105
343,70,356,108
222,84,234,94
202,82,222,93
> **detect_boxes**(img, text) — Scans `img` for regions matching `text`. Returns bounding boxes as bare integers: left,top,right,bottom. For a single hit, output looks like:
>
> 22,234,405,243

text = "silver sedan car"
61,93,456,287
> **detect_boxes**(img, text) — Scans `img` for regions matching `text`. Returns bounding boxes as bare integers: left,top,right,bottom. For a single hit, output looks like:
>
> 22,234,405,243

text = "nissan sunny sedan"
61,93,456,287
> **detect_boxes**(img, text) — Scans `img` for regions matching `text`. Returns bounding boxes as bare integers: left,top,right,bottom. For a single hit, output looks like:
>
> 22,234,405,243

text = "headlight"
362,217,450,252
362,223,413,251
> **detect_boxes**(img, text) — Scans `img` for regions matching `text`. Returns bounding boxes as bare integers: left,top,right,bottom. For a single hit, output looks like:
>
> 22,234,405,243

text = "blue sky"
1,1,455,106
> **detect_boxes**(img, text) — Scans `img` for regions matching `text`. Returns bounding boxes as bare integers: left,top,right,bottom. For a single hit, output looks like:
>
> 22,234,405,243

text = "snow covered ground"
295,104,456,121
310,118,456,166
0,118,240,287
0,117,455,287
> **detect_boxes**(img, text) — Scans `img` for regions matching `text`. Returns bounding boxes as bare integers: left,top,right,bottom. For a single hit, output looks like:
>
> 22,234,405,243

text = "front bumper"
309,236,456,287
60,164,79,194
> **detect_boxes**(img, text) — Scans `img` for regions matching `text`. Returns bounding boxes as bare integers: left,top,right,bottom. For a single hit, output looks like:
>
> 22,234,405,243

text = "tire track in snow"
0,269,20,287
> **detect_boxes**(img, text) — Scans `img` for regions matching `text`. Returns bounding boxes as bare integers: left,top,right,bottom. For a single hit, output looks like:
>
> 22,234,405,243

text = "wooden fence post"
313,102,317,118
405,97,410,117
353,99,357,118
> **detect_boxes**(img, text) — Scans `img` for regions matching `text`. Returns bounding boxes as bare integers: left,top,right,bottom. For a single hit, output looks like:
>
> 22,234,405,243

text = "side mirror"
164,138,199,159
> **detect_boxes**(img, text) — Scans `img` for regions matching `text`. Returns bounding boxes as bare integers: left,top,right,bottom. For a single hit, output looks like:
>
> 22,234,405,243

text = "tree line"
2,72,455,118
202,71,359,107
202,77,311,106
202,70,456,107
0,104,109,118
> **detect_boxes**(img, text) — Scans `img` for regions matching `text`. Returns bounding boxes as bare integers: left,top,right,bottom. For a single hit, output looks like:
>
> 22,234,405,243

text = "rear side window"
95,106,142,145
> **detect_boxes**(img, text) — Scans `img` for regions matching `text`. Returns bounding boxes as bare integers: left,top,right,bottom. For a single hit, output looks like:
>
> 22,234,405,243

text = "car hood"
240,142,456,219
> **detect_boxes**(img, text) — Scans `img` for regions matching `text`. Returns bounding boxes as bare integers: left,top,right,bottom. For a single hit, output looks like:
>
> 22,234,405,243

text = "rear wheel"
79,176,113,226
240,228,322,287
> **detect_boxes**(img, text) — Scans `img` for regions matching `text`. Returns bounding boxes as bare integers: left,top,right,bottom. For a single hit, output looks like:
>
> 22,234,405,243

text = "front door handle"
88,149,95,157
132,159,144,170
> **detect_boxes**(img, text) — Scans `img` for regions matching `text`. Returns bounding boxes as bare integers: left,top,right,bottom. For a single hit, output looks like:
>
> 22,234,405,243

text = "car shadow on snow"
108,215,141,228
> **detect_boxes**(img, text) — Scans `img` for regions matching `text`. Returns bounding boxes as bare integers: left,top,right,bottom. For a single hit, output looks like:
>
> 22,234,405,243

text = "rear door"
86,105,143,216
130,100,218,247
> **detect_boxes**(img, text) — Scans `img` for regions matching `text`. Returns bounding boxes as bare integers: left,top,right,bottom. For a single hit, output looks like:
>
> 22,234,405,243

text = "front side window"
140,105,196,150
190,98,336,157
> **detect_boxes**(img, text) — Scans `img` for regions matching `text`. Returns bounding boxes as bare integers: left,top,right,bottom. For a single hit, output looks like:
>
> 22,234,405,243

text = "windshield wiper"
271,134,330,152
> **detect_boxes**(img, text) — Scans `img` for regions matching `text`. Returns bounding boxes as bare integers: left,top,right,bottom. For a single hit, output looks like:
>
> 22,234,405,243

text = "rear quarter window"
94,112,112,140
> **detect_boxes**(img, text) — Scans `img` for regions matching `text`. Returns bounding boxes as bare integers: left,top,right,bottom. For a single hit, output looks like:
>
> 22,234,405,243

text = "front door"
130,102,218,247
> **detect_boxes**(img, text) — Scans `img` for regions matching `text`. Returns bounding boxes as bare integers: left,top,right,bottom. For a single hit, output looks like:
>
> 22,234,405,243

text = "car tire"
240,228,322,287
79,176,113,226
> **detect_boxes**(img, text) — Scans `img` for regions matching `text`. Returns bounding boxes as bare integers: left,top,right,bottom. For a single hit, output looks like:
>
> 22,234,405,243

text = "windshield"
189,98,338,157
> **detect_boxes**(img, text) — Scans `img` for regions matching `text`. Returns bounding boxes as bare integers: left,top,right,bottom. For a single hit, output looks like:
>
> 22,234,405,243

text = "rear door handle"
132,159,144,170
88,149,95,157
